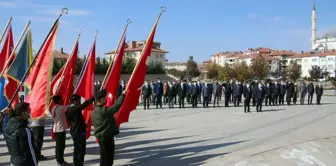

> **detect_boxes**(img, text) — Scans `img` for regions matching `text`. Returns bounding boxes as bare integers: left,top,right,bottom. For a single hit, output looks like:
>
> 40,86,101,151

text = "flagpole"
5,8,68,110
0,17,12,45
125,7,166,91
0,21,31,77
100,19,132,90
54,29,82,94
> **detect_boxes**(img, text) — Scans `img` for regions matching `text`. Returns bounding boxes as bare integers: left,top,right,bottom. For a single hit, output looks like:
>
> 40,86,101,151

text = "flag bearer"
91,89,127,166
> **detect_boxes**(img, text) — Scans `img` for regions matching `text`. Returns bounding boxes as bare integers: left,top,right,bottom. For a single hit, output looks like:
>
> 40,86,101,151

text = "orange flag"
25,22,59,118
74,39,96,139
115,14,162,126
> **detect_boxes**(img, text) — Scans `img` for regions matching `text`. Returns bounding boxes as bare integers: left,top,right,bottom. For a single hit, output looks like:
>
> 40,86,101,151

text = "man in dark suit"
272,81,279,105
191,82,198,108
264,83,272,106
279,81,286,105
238,82,244,105
208,82,213,103
243,82,252,113
256,82,264,112
293,82,299,105
252,81,258,106
172,81,178,104
177,80,187,108
286,81,294,105
154,78,164,109
224,81,231,107
315,83,323,105
202,83,210,108
213,80,221,108
232,82,240,107
142,80,152,110
186,82,192,104
307,81,314,105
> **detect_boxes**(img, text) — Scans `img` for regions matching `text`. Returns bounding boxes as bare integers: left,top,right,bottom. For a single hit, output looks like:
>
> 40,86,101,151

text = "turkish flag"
103,35,126,106
115,22,158,126
74,40,95,139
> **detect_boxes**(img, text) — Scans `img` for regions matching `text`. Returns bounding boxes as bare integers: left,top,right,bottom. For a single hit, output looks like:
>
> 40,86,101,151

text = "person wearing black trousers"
279,81,286,105
213,80,221,108
264,83,272,106
66,94,95,166
272,81,279,105
307,82,314,105
256,83,265,112
252,81,258,106
224,81,232,107
315,83,323,105
142,81,152,110
286,81,294,105
191,82,198,108
177,80,187,108
154,78,164,109
166,81,174,108
293,82,298,104
243,82,252,113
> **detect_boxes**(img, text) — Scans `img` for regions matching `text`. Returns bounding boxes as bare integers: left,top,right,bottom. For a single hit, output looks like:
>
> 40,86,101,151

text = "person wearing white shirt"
51,95,70,166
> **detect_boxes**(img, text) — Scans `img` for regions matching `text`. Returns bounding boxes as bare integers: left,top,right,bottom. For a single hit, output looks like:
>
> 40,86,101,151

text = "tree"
309,65,323,81
121,55,136,74
250,55,269,79
285,61,302,81
52,59,66,74
206,63,219,79
322,69,330,80
75,57,84,74
218,63,231,81
167,68,186,79
231,61,251,82
147,62,165,74
185,56,200,80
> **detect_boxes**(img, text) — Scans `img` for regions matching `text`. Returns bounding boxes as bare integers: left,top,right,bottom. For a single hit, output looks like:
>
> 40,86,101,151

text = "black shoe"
39,155,48,160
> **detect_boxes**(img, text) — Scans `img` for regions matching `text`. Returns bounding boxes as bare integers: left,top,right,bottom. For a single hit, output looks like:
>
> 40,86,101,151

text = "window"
312,58,318,62
156,54,159,58
321,57,326,61
321,65,327,69
328,65,333,69
304,59,308,62
328,57,334,61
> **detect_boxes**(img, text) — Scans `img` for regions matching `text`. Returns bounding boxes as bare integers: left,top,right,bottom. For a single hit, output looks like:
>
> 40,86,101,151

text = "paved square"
1,95,336,166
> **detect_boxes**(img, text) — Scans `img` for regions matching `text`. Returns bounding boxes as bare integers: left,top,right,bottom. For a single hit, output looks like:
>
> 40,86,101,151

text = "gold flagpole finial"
62,8,68,15
95,30,99,39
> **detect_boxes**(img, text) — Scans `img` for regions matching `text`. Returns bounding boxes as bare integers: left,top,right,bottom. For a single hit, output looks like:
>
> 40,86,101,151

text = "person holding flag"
91,89,127,166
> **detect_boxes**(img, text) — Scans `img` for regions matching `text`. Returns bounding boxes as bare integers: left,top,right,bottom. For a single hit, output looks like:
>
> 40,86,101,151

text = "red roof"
289,50,336,58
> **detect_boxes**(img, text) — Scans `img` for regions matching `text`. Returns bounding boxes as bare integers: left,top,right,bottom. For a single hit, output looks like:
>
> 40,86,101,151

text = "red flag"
0,25,14,72
115,22,159,126
102,35,126,106
25,22,59,118
49,38,78,139
74,39,95,139
0,26,19,106
51,38,78,104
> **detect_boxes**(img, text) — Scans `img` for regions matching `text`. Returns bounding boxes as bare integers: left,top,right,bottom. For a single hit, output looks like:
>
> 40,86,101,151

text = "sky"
1,0,336,63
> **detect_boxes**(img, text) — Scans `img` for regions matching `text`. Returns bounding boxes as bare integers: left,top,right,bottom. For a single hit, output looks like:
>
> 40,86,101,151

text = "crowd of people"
1,89,127,166
0,77,325,166
139,78,324,113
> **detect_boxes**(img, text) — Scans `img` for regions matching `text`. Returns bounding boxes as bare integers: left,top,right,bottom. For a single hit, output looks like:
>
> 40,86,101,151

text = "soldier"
299,81,307,105
202,82,210,108
307,81,314,105
142,80,152,110
272,81,279,105
243,82,252,113
177,80,187,108
264,82,272,106
213,80,221,108
256,82,264,112
315,83,323,105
